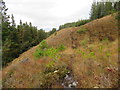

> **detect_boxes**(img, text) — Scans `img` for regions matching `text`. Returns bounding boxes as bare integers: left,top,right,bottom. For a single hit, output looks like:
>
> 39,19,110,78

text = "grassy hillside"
2,14,119,88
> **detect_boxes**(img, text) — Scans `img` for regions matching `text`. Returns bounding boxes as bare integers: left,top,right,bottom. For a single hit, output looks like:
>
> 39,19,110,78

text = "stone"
20,58,29,64
72,44,77,49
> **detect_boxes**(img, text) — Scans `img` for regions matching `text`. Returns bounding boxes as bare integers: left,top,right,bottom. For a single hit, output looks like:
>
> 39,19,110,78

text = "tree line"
58,1,119,30
1,1,57,66
59,19,91,30
90,1,119,20
1,0,119,67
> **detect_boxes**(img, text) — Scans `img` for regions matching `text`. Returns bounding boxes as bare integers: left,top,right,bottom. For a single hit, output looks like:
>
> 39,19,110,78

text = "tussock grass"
2,14,119,88
72,39,118,88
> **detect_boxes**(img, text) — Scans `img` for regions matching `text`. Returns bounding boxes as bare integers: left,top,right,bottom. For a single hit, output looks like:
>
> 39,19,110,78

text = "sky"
4,0,93,31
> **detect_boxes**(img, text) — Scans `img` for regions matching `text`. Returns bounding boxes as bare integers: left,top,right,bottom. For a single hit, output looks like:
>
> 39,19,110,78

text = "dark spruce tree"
90,0,118,20
1,0,48,67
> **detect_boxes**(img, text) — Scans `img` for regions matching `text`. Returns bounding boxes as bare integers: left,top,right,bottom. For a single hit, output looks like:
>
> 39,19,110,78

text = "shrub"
81,51,85,56
77,27,88,34
75,19,91,27
89,52,95,57
39,61,70,88
57,44,66,51
34,40,48,58
34,47,59,59
39,40,48,49
45,48,58,58
34,41,66,59
34,49,44,58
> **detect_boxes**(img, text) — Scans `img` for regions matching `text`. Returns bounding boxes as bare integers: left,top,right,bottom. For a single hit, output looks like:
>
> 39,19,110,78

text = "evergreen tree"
49,28,56,35
1,1,48,66
90,2,97,20
90,0,118,20
11,14,16,27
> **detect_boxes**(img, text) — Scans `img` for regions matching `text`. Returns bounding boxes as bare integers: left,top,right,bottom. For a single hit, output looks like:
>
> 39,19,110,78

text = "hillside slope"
2,14,119,88
46,14,118,47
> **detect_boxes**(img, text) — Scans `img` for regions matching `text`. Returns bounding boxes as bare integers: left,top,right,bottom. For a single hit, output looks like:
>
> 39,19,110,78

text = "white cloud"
4,0,93,31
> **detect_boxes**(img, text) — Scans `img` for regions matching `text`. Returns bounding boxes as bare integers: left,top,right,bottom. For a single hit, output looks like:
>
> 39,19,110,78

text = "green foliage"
45,61,55,68
57,44,66,51
34,48,59,59
118,47,120,52
39,40,48,49
44,48,58,58
34,49,44,58
49,28,57,36
54,32,57,36
89,52,95,57
59,22,76,30
75,19,91,27
59,19,90,30
39,61,70,88
102,37,109,43
115,2,120,28
34,40,66,59
2,1,48,66
80,41,87,47
77,27,88,34
76,49,85,56
81,51,85,56
37,29,47,42
80,39,88,46
90,1,118,20
105,51,111,57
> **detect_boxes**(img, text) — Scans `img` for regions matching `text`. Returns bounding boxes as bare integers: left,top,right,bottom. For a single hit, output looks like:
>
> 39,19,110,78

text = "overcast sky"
4,0,93,31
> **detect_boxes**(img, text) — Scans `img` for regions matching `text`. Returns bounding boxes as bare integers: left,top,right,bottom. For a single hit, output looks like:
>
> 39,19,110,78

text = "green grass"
77,27,88,34
105,51,111,57
57,44,66,51
102,37,109,43
80,38,89,46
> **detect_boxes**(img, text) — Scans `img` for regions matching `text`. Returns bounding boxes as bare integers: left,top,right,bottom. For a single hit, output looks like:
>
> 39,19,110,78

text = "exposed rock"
71,37,77,40
70,54,76,58
19,58,29,64
72,44,77,49
62,74,78,88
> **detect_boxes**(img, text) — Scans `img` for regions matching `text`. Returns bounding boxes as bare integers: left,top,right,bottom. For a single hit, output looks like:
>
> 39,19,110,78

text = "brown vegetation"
2,14,119,88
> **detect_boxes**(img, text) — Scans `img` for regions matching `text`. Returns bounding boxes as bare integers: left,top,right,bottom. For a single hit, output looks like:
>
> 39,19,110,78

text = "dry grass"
2,14,119,88
72,39,118,88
